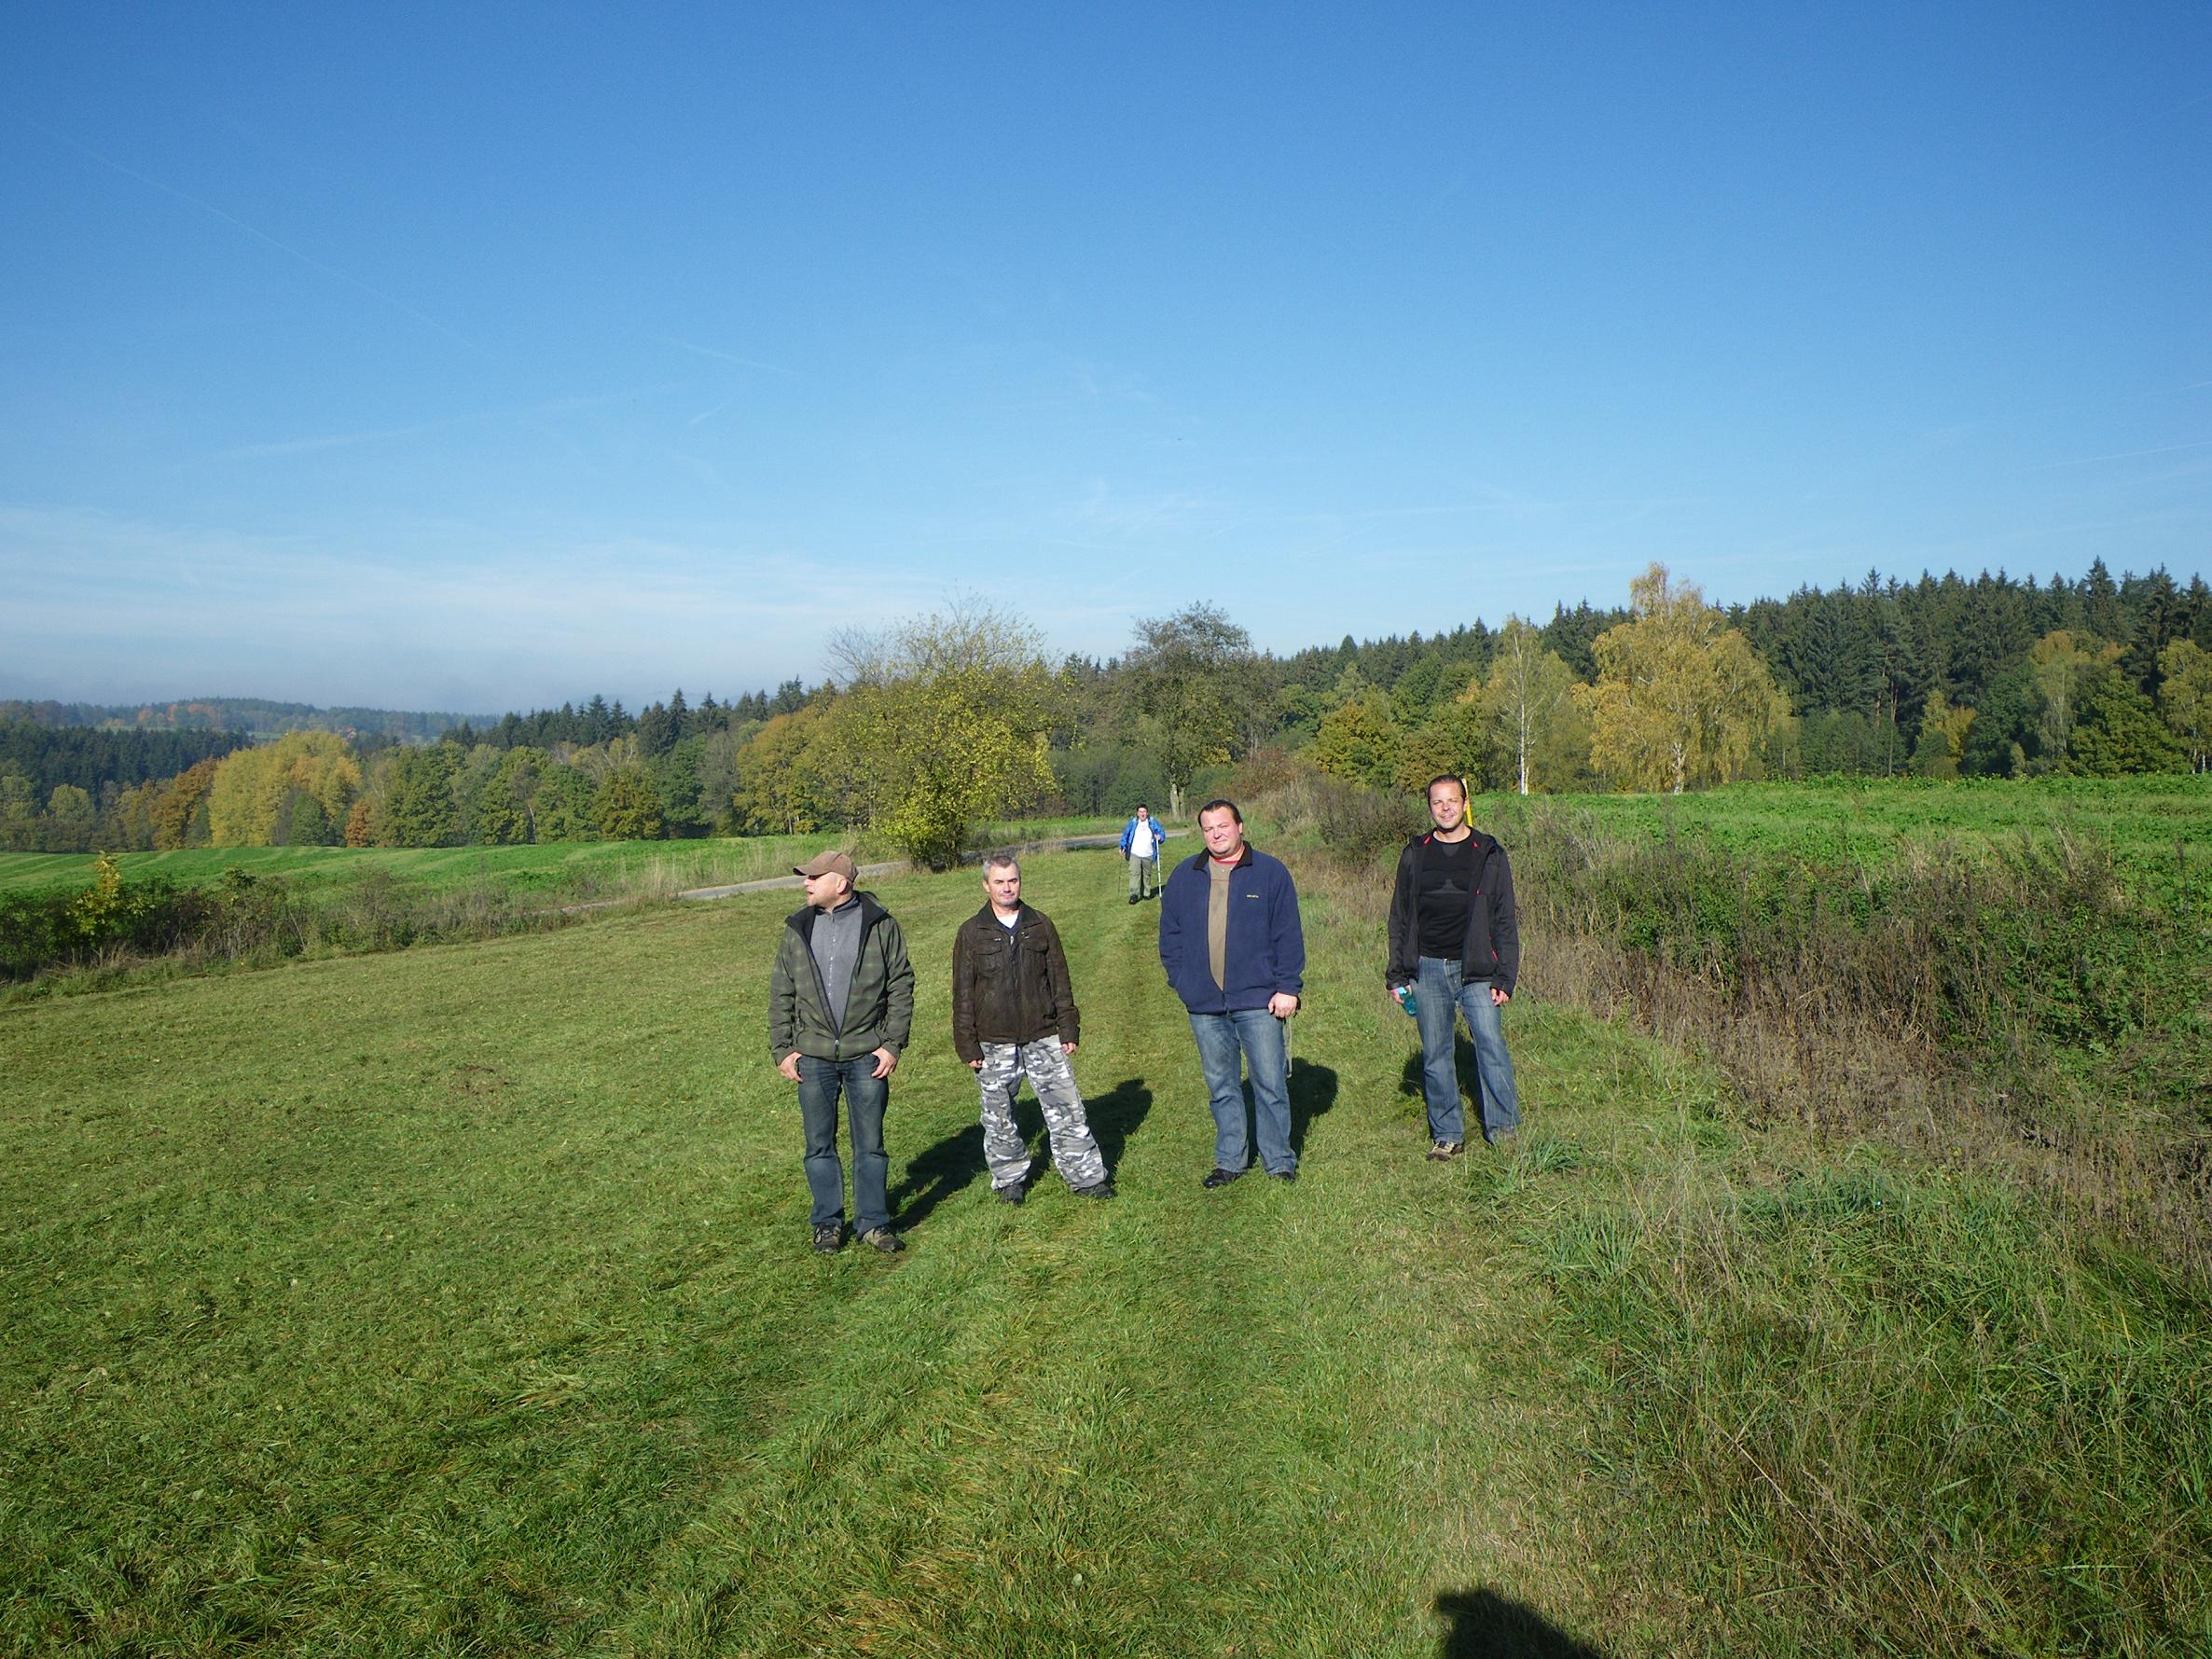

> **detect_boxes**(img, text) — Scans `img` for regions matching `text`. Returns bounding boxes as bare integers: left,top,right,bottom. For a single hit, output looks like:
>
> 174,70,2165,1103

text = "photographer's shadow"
1435,1589,1609,1658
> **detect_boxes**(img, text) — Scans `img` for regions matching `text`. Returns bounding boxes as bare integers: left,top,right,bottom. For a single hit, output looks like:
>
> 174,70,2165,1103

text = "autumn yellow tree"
205,730,362,846
829,597,1056,869
1578,564,1789,794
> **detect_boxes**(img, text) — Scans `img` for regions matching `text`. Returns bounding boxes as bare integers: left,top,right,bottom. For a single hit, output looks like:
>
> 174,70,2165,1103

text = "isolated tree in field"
1122,602,1254,819
2158,640,2212,772
830,597,1056,870
1475,616,1588,795
1579,564,1790,794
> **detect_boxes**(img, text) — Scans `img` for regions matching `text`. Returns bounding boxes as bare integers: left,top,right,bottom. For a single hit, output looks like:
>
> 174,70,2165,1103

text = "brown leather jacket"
949,904,1081,1063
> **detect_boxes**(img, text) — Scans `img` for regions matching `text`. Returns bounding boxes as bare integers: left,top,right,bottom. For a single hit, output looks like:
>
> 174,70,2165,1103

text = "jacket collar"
788,890,888,935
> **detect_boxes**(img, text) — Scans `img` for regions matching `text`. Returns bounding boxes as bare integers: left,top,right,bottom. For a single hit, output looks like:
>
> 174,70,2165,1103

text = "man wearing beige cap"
768,850,915,1254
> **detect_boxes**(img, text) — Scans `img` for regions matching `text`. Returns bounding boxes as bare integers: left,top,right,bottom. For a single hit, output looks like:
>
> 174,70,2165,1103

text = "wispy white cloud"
20,116,492,360
210,389,664,462
2040,437,2212,467
657,336,801,376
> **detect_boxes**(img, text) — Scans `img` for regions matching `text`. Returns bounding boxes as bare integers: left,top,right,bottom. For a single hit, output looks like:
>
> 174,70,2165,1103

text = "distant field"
1478,774,2211,907
0,815,1125,901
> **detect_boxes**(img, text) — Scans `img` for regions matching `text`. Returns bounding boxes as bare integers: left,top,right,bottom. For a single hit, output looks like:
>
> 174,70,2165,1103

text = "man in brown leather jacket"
950,855,1113,1202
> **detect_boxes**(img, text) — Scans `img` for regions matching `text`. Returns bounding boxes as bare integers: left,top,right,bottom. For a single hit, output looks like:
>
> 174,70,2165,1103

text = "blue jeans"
796,1055,891,1232
1188,1008,1295,1175
1415,955,1519,1143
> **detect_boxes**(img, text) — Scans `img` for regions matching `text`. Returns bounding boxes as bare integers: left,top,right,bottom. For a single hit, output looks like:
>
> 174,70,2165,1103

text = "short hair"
1135,802,1149,811
1197,798,1242,825
1427,774,1468,800
982,852,1020,876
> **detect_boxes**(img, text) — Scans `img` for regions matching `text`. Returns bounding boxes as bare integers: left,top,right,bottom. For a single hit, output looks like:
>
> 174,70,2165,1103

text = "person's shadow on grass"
889,1075,1155,1230
1289,1056,1336,1157
1434,1589,1610,1658
1085,1077,1152,1176
1400,1032,1478,1111
887,1121,986,1234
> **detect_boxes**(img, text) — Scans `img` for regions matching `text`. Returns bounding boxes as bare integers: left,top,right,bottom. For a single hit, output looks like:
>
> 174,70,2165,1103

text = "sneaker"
1070,1181,1115,1200
996,1182,1026,1206
1127,893,1141,905
810,1222,846,1253
860,1226,904,1253
1268,1168,1297,1183
1200,1167,1244,1190
1427,1140,1465,1161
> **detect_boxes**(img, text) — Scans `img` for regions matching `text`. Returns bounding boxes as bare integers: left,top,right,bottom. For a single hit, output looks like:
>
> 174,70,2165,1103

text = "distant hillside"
0,698,496,741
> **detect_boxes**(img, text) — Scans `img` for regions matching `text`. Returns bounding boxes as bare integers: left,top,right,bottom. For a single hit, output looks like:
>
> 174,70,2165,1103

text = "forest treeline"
5,559,2209,857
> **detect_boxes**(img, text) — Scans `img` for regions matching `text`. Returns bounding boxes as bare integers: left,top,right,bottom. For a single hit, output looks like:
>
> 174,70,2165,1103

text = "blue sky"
4,3,2206,712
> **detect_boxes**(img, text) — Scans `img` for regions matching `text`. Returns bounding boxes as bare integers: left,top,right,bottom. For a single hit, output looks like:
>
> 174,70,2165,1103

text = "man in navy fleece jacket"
1158,798,1306,1186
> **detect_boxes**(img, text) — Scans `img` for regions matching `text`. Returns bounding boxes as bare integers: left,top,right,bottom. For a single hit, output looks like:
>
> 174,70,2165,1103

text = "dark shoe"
1071,1181,1115,1200
1427,1140,1465,1161
1127,893,1140,905
1268,1168,1297,1183
1200,1167,1244,1190
996,1182,1026,1206
810,1222,846,1253
860,1226,904,1253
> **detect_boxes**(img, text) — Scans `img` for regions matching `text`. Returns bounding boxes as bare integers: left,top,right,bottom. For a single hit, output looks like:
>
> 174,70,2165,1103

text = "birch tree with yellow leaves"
1578,564,1790,794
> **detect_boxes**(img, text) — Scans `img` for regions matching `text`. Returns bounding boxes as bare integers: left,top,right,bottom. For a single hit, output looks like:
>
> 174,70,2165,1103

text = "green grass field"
0,817,1126,902
6,836,2207,1655
1477,774,2212,909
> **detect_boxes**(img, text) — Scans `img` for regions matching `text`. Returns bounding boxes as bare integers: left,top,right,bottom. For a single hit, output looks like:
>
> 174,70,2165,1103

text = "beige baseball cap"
794,850,857,881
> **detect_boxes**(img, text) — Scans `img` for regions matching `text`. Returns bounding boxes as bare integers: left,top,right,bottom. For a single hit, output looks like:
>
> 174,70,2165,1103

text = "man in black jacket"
950,855,1113,1202
1385,776,1521,1157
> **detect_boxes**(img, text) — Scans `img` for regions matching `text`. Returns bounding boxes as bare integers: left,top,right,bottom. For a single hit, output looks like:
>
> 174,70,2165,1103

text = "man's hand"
777,1051,802,1082
968,1057,985,1071
1268,992,1300,1019
1062,1041,1078,1057
1492,986,1511,1007
870,1046,899,1080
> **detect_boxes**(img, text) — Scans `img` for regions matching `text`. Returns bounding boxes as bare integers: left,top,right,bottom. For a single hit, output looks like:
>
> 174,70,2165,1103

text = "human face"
1428,781,1467,834
984,864,1021,912
1200,806,1244,861
803,870,851,910
1136,807,1149,822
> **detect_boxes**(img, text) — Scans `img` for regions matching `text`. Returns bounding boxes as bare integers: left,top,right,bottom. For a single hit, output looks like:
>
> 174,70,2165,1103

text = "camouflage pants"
976,1038,1108,1191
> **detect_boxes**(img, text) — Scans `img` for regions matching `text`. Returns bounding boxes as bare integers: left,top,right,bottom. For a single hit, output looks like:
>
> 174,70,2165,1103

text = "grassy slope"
4,843,2205,1656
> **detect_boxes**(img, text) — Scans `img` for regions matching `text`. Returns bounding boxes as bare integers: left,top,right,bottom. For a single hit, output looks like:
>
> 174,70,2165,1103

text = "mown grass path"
7,844,2204,1655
